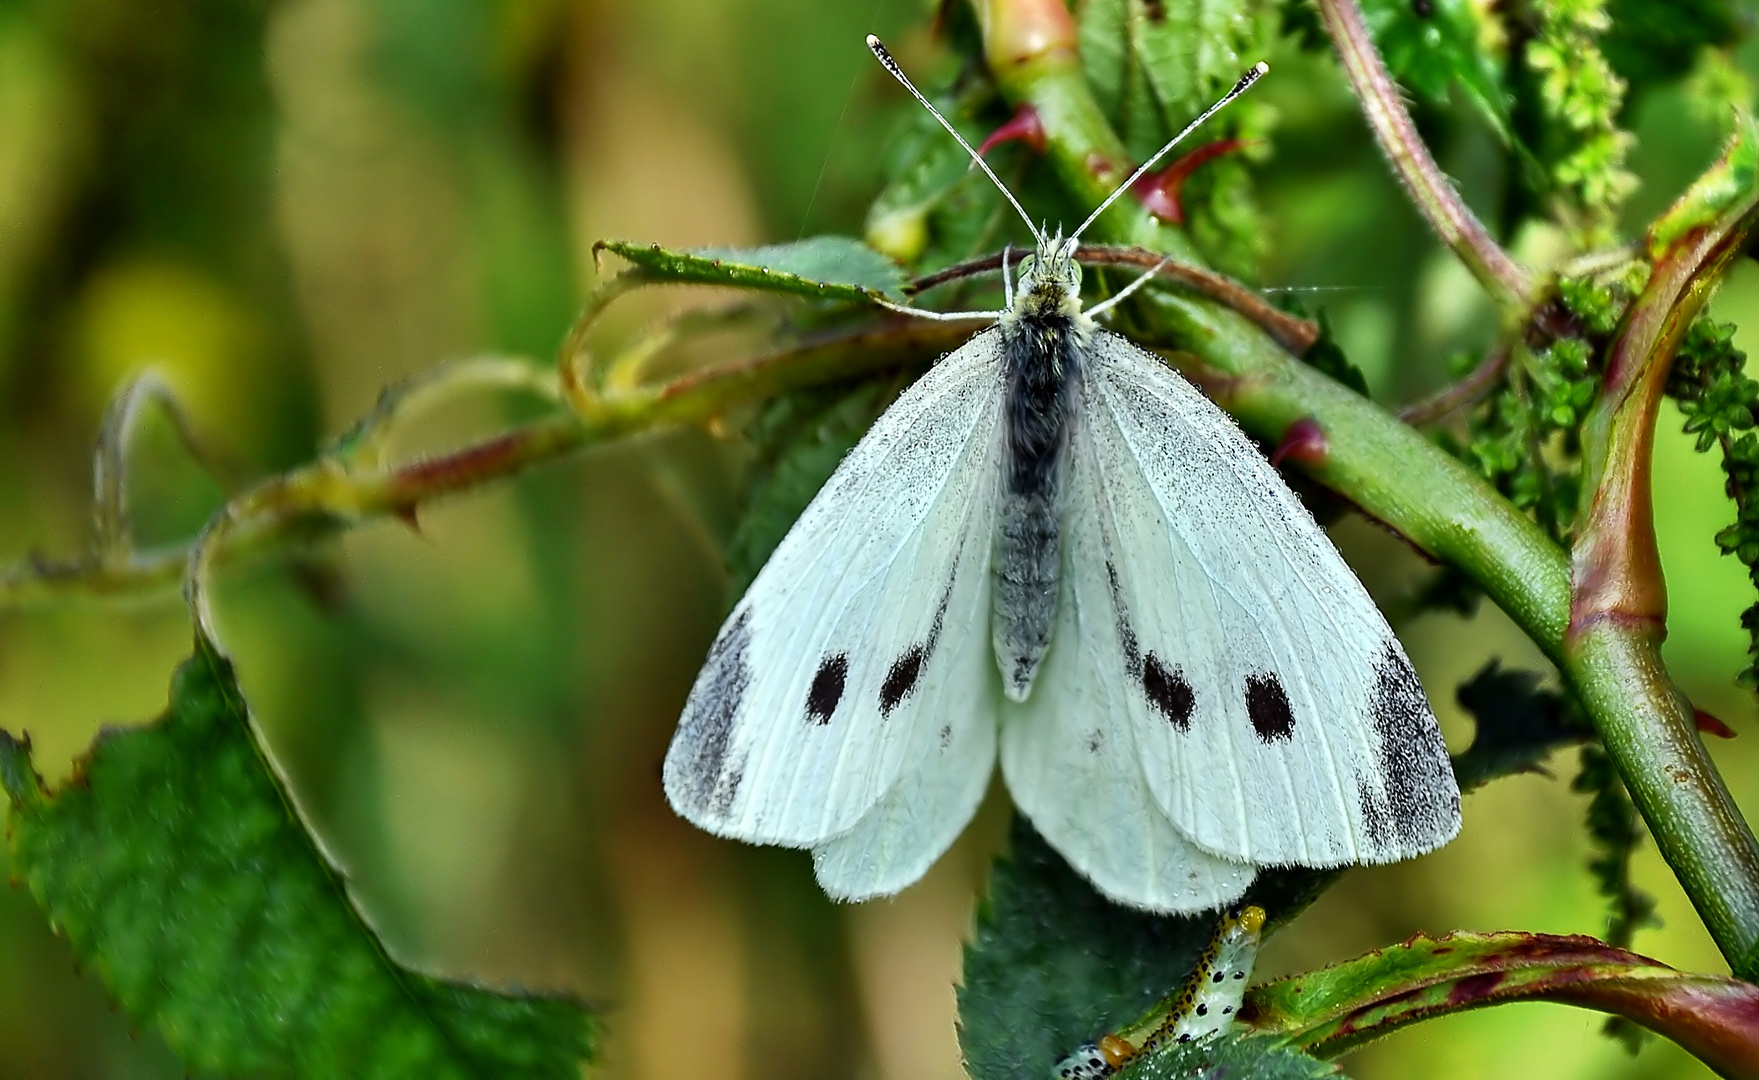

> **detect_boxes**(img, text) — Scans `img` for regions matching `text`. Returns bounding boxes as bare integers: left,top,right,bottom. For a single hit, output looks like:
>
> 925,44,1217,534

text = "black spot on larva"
1369,641,1460,847
1233,972,1245,980
1212,972,1225,984
880,647,925,716
1245,672,1295,742
1143,653,1195,731
805,653,847,724
1196,1003,1208,1016
674,608,753,812
1222,1006,1233,1015
1178,1033,1191,1043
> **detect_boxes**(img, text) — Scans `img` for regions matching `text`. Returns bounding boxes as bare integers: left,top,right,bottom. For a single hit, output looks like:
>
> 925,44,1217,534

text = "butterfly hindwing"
999,417,1256,913
809,490,998,899
664,330,1007,850
1078,330,1460,867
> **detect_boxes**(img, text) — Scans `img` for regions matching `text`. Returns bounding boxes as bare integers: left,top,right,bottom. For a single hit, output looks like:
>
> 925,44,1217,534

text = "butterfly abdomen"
993,308,1084,701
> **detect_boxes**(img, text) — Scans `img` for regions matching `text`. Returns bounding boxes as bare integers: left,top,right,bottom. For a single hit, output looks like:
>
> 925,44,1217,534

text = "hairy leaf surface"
725,378,897,596
595,236,907,301
0,639,594,1079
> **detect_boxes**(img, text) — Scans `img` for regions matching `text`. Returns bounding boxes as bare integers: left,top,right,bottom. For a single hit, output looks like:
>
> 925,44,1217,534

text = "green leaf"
1360,0,1511,139
1601,0,1746,97
1450,661,1591,791
1078,0,1131,121
866,101,1010,271
958,818,1219,1080
958,817,1333,1080
724,378,898,597
1127,0,1269,134
1102,0,1274,276
594,236,907,302
1297,311,1371,397
1118,1032,1342,1080
1648,111,1759,259
1241,930,1759,1075
0,639,594,1079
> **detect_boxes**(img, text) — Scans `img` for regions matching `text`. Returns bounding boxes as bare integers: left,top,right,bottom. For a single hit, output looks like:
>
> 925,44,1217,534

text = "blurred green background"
0,0,1757,1076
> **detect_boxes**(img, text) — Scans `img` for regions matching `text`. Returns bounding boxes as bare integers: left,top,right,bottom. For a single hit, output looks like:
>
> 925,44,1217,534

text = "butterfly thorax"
992,242,1089,702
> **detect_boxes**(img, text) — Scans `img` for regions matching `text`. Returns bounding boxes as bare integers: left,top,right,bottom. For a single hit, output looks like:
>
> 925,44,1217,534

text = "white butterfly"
662,36,1460,913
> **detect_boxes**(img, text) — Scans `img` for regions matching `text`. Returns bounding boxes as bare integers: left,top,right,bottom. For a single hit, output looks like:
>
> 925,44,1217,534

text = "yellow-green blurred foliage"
0,1,1756,1078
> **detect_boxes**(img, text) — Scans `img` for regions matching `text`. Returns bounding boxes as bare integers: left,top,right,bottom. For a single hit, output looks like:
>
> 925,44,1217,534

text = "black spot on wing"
674,608,753,813
1245,673,1295,742
880,647,925,716
1105,562,1143,678
927,574,954,649
878,573,957,718
1143,653,1195,731
1368,640,1460,848
805,653,847,724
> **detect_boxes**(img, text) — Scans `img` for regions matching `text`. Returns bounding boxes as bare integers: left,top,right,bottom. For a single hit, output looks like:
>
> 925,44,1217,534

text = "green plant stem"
1243,929,1759,1074
974,0,1202,259
1567,120,1759,977
1313,0,1535,310
0,321,971,609
1154,297,1572,649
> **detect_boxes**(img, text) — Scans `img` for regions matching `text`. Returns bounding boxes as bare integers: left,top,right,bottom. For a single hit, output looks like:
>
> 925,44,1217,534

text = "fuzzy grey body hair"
993,257,1087,701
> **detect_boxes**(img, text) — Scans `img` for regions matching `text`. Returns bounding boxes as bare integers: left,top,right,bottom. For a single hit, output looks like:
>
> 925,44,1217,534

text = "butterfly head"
1013,230,1083,319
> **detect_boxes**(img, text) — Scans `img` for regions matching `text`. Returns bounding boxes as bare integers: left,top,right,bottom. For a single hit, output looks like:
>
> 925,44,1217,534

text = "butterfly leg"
1085,258,1171,321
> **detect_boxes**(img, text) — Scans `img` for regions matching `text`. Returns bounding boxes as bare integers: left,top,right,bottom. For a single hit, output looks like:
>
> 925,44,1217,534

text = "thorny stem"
1396,343,1513,427
1314,0,1536,311
1568,118,1759,978
1,322,973,609
93,374,240,563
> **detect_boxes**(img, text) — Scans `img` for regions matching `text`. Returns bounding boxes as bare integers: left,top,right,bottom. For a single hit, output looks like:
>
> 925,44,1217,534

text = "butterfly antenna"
867,35,1043,247
1070,61,1269,244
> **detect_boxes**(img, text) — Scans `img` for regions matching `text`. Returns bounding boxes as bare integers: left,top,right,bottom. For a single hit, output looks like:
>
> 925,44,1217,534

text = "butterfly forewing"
664,330,1008,848
1078,331,1461,866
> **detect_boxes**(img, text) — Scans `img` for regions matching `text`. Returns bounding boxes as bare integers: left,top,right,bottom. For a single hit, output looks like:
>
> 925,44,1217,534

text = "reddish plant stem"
1397,344,1513,426
1314,0,1534,310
